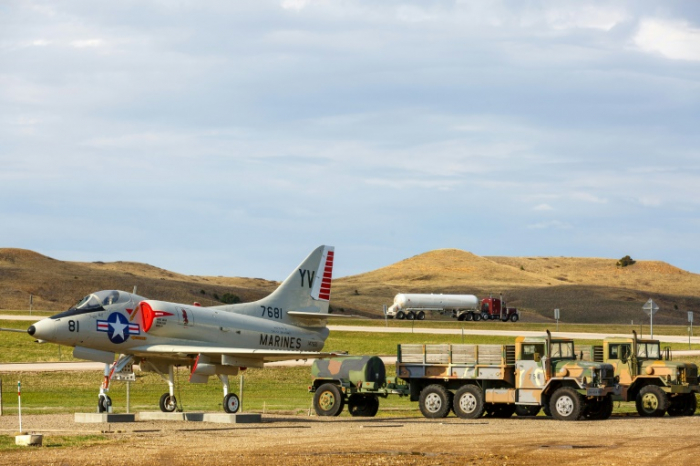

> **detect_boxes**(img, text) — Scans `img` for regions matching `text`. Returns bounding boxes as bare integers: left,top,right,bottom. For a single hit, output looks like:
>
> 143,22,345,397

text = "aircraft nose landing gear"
159,393,178,412
98,394,112,413
224,393,240,413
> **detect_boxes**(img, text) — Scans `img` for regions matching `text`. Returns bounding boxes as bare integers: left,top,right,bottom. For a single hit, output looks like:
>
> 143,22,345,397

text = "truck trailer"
385,293,519,322
310,331,620,420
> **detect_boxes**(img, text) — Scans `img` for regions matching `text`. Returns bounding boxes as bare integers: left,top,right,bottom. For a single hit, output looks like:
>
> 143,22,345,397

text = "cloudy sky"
2,1,699,280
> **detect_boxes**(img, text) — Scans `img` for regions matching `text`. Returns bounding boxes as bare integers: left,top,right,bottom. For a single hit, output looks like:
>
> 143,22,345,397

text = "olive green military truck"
311,331,621,420
577,331,699,417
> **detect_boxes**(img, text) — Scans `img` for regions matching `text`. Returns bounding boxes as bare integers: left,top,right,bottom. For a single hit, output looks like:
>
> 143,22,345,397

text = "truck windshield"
637,342,661,359
550,341,575,359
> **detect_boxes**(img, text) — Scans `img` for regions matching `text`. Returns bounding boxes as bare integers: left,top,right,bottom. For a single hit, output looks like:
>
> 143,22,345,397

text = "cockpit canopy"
50,290,144,319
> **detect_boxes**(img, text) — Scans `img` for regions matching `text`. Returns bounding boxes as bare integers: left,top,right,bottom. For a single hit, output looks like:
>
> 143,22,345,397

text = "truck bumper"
584,385,622,397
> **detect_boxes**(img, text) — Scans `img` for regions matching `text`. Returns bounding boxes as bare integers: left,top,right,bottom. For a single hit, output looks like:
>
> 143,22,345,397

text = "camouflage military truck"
310,356,409,416
396,331,619,421
310,331,620,420
577,331,699,417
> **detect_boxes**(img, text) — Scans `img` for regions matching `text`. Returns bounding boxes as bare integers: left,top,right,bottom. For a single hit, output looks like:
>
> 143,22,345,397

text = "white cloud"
534,203,554,211
527,220,573,230
71,39,104,48
634,19,700,61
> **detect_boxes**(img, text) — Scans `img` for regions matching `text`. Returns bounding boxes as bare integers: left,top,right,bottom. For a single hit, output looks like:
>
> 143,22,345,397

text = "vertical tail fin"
214,245,334,327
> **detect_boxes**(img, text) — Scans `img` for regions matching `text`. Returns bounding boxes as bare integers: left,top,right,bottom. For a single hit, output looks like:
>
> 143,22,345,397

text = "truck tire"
583,396,613,420
396,311,405,320
510,314,519,322
550,387,584,420
457,313,465,321
416,311,426,320
313,383,345,417
419,384,451,419
666,393,696,417
406,311,415,320
453,385,485,419
348,394,379,417
636,385,668,417
515,405,541,417
481,311,489,321
473,313,481,322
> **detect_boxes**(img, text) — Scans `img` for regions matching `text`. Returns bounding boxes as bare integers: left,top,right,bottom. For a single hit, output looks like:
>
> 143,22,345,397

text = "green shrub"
617,255,636,267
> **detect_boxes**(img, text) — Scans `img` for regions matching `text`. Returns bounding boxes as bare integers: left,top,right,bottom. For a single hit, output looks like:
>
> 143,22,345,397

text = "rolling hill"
1,248,699,324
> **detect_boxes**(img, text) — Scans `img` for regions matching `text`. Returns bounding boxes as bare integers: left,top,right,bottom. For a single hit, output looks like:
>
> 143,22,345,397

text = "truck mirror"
534,353,541,363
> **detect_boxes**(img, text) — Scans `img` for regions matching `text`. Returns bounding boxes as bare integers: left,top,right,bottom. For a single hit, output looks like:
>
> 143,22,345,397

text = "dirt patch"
1,413,699,465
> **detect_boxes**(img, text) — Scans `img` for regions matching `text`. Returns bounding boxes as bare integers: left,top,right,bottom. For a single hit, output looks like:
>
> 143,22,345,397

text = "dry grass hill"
1,248,699,324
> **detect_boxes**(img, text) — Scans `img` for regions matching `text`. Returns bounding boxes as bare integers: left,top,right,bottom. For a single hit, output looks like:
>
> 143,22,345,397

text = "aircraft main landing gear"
219,374,240,413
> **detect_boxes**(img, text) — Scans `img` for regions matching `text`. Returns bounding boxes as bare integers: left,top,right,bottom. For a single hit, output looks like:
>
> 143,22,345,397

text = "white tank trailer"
385,293,519,322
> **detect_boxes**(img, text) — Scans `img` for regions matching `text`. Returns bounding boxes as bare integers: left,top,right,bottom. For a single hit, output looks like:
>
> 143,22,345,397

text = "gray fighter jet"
28,245,338,413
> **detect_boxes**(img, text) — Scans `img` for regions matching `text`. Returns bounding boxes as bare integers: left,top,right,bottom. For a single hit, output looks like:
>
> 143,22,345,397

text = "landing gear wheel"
550,387,584,421
453,385,485,419
223,393,240,414
419,384,451,419
159,393,178,413
636,385,668,417
348,394,380,417
416,311,426,321
515,405,541,417
98,395,112,413
313,383,345,417
510,314,519,322
584,396,613,420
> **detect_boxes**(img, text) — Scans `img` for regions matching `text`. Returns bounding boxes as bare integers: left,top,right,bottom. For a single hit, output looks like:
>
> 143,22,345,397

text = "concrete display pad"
137,412,261,423
74,413,136,423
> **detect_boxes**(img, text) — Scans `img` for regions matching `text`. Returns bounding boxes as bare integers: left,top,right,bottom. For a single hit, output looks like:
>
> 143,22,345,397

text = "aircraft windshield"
50,290,130,319
637,342,661,359
550,341,575,359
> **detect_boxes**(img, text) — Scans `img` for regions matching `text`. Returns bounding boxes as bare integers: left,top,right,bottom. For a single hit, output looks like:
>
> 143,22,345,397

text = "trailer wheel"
510,314,519,322
406,311,415,320
515,405,541,417
453,385,485,419
419,384,451,419
416,311,426,320
550,387,584,420
159,393,178,413
314,383,345,417
348,394,380,417
583,396,612,420
636,385,668,417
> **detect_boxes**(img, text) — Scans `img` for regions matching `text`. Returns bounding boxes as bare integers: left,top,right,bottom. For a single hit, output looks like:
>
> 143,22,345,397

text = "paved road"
328,325,700,344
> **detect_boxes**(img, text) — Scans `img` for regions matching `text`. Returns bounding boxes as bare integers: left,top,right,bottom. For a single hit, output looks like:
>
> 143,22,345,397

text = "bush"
220,293,241,304
617,255,636,267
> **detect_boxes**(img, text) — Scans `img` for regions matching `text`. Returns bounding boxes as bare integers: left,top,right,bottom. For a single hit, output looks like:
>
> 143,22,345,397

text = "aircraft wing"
128,345,342,363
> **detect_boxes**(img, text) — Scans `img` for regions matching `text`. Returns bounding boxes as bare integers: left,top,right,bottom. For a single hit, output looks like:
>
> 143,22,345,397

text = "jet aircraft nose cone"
27,325,36,336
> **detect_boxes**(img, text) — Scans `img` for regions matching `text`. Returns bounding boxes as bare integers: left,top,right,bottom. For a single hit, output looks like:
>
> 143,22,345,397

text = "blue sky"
1,1,699,279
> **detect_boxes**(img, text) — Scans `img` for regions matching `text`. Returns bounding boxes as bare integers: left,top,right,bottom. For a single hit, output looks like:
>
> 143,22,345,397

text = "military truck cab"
579,331,699,417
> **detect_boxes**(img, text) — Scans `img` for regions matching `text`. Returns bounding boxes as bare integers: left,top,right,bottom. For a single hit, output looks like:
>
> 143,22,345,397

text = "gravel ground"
2,413,700,465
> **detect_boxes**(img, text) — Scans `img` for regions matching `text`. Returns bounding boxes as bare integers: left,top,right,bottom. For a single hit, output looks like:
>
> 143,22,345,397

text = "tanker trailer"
385,293,519,322
385,293,479,320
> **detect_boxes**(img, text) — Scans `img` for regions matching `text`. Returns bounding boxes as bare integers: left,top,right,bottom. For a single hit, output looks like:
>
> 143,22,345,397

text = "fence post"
0,379,3,416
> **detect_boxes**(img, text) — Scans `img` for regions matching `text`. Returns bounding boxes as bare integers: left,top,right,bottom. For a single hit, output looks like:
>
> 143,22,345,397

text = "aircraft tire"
98,395,111,413
314,383,345,416
223,393,240,413
159,393,178,413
